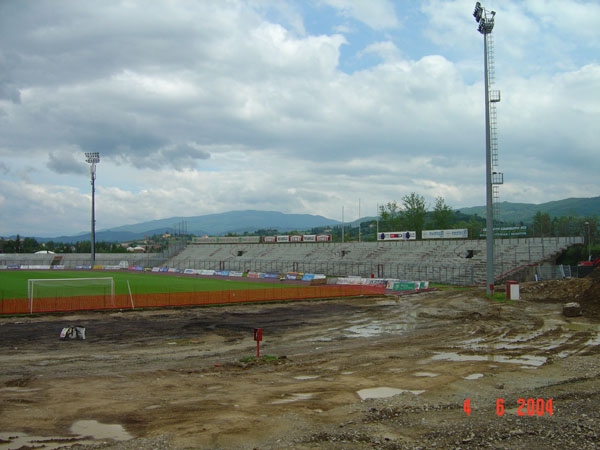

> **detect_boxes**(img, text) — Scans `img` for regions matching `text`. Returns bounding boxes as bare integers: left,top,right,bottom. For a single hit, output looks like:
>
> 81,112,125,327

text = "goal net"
27,277,115,313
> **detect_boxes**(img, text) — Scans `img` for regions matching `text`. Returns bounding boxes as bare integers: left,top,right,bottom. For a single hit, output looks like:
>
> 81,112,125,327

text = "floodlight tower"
473,2,502,296
85,152,100,267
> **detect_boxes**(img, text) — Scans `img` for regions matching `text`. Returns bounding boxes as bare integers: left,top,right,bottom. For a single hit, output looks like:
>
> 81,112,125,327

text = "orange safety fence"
0,284,386,315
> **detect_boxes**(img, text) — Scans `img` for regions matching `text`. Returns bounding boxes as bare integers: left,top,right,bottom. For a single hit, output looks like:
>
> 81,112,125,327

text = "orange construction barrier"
1,284,385,315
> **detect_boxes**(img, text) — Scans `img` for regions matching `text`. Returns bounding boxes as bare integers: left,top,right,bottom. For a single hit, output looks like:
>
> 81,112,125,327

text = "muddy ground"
1,273,599,450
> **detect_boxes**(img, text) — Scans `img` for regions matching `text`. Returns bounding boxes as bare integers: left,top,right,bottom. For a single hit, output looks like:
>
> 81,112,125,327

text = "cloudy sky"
1,0,598,237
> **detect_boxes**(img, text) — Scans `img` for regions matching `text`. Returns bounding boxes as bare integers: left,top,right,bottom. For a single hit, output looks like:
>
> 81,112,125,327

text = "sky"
1,0,599,238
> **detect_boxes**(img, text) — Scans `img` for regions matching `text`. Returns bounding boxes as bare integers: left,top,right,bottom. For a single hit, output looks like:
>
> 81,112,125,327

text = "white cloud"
0,0,598,237
323,0,400,30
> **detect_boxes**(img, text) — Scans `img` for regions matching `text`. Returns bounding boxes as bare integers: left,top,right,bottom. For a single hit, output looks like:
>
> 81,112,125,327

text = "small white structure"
126,246,145,253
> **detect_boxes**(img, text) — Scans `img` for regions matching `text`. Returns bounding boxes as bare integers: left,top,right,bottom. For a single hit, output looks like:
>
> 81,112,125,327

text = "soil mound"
520,267,600,318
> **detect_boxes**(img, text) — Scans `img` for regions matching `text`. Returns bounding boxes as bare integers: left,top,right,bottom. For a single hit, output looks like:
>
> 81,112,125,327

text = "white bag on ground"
60,325,86,340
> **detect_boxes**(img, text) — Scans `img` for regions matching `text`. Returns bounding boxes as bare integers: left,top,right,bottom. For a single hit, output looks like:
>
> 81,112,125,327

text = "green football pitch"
0,270,293,300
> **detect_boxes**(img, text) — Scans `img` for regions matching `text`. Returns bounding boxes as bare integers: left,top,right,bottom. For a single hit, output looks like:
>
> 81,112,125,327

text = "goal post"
27,277,115,314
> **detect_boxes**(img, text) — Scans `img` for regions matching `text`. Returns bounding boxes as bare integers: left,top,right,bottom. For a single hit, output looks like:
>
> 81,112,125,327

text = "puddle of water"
294,375,320,380
565,322,600,332
347,317,370,324
0,432,95,450
431,352,546,367
488,337,571,353
344,322,416,338
543,318,566,329
344,323,384,337
431,352,488,363
564,322,600,345
413,372,439,378
357,387,425,400
271,393,314,404
0,421,133,450
70,420,134,441
493,354,547,367
463,373,484,380
461,337,487,348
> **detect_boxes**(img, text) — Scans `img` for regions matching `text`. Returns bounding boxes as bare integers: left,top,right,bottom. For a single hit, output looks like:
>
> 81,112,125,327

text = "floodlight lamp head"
482,18,495,34
85,152,100,164
473,2,483,21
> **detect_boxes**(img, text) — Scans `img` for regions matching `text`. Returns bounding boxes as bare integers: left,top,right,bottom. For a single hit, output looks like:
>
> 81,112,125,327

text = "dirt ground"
1,271,599,450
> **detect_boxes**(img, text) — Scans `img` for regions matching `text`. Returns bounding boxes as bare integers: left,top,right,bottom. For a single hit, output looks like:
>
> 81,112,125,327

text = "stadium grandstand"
0,236,584,286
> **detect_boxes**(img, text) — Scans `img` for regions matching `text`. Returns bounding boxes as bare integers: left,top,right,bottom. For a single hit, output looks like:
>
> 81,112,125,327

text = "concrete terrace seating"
165,237,581,285
0,252,166,270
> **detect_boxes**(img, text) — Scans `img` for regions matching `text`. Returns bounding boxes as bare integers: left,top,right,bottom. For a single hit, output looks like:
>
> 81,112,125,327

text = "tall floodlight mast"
85,152,100,267
473,2,502,296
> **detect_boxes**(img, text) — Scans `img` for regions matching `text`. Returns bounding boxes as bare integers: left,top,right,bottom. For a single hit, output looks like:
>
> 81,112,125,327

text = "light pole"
473,2,500,296
85,152,100,267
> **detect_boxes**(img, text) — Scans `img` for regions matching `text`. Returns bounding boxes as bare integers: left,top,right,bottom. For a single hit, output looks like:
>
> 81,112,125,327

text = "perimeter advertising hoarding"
377,231,416,241
422,229,469,239
192,236,261,244
480,226,527,238
263,234,332,243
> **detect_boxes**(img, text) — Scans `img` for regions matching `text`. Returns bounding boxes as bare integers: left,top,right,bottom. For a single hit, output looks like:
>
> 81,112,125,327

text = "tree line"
336,193,597,244
0,234,174,254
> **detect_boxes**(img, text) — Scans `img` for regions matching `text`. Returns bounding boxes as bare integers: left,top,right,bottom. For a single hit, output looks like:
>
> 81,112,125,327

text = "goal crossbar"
27,277,115,314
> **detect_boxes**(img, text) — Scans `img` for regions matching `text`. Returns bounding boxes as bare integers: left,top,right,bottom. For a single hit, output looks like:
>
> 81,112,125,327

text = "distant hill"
41,210,341,243
108,210,340,235
458,196,600,224
36,197,599,243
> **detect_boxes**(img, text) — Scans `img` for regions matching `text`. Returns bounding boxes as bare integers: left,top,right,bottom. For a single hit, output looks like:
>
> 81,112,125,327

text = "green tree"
74,241,91,253
532,211,552,237
454,214,485,239
1,237,17,253
378,201,403,232
431,196,453,230
402,192,427,237
22,237,40,253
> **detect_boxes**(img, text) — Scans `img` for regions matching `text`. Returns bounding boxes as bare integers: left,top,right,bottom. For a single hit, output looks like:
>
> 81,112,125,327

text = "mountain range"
45,211,342,243
40,196,599,243
458,196,600,224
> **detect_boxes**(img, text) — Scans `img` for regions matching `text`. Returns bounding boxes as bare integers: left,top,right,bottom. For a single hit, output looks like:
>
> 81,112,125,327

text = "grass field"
0,270,293,300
